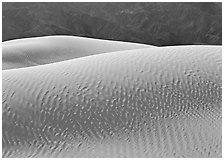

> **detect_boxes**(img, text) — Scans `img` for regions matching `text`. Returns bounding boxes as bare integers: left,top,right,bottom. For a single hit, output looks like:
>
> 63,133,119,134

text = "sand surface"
2,36,152,70
2,45,222,157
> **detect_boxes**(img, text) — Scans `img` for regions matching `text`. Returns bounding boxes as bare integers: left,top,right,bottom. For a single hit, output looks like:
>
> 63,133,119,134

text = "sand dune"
2,46,221,157
2,36,151,70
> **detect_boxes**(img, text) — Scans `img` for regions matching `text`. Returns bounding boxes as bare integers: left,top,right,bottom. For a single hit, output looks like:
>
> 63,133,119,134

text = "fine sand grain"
2,46,221,157
2,36,152,70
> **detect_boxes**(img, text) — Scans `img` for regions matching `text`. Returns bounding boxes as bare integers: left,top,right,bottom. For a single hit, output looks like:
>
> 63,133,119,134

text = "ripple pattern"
2,46,222,157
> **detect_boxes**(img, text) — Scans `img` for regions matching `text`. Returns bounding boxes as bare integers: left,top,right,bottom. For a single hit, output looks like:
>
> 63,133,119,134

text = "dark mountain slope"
2,2,222,46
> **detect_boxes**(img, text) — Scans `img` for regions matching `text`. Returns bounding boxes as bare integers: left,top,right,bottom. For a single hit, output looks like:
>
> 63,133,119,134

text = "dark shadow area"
2,2,222,46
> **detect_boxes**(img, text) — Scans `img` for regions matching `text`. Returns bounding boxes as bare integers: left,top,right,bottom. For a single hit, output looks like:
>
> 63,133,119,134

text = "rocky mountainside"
2,2,222,46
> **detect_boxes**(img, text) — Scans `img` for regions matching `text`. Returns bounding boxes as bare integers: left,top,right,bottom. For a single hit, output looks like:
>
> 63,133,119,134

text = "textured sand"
2,36,151,70
2,46,222,158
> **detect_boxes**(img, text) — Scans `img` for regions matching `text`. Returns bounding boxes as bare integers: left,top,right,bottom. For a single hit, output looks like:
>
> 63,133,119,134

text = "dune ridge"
2,45,222,157
2,35,152,70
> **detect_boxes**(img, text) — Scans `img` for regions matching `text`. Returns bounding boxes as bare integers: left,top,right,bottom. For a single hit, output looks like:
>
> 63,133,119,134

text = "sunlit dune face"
2,36,152,70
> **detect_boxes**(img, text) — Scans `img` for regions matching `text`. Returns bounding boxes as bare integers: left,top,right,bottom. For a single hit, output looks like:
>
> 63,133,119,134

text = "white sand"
2,45,221,158
2,36,152,70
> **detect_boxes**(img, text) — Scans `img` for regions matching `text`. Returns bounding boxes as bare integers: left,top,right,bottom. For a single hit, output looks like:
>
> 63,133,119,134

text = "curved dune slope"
2,46,221,158
2,36,151,70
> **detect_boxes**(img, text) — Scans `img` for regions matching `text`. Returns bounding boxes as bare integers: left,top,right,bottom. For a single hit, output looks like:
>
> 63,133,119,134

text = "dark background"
2,2,222,46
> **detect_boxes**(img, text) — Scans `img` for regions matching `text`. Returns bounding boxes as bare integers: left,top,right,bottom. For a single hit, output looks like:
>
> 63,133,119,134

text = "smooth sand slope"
2,46,221,158
2,36,152,70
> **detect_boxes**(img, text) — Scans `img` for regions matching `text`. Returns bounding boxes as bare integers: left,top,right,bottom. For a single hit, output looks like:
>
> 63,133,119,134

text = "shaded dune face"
2,46,221,157
2,36,151,70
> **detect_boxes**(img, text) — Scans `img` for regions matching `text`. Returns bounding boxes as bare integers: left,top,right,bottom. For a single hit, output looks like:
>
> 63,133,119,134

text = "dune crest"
2,46,221,158
2,36,152,70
